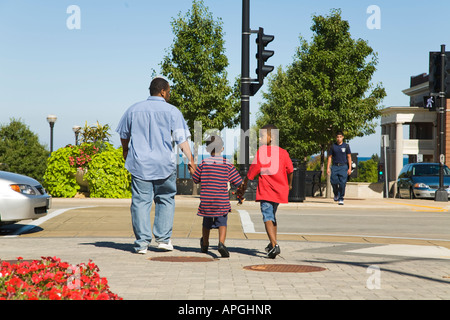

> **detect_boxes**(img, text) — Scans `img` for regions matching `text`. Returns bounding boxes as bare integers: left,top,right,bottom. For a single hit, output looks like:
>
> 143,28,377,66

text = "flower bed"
0,257,122,300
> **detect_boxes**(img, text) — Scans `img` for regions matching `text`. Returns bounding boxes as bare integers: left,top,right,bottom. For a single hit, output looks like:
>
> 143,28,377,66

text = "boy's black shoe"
267,244,280,259
200,237,208,253
218,242,230,258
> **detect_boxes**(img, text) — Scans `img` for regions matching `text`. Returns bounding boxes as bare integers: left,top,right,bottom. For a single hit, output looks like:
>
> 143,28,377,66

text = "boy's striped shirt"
192,156,242,217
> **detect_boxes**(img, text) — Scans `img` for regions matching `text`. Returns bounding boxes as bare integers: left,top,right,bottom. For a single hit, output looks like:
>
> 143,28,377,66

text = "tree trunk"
320,147,332,198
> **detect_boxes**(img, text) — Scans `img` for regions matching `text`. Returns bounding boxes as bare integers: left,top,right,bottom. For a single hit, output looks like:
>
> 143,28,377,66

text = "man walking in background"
327,131,352,205
116,77,195,254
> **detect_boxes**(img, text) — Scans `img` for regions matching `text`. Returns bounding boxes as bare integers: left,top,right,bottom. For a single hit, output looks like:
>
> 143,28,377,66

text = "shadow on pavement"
304,257,450,285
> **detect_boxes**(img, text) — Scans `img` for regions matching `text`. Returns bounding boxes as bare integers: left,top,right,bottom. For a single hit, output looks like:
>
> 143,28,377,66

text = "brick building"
380,73,450,195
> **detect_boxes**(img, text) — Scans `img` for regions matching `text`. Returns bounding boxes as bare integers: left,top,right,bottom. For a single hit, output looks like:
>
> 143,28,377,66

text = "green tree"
353,154,379,183
0,118,48,182
258,9,386,172
160,0,240,143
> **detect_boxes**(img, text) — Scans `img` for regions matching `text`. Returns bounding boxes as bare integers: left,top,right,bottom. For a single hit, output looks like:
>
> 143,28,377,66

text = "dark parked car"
397,163,450,199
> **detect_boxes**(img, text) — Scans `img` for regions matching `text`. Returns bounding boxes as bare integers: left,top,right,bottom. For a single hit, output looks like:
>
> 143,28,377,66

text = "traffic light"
377,163,385,182
423,95,436,111
429,51,450,97
256,27,274,84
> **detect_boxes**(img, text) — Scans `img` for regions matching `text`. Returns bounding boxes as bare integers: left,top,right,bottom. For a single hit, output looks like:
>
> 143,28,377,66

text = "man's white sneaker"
157,240,173,251
338,200,344,205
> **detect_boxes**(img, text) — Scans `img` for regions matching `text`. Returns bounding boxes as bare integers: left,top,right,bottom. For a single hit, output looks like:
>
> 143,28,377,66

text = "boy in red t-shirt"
237,124,293,258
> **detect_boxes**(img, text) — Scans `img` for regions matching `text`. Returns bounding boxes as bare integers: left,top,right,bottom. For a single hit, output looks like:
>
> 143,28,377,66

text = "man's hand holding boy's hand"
188,163,197,175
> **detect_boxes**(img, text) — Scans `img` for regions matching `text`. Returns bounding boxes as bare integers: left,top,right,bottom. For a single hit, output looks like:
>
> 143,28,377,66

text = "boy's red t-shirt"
247,145,294,204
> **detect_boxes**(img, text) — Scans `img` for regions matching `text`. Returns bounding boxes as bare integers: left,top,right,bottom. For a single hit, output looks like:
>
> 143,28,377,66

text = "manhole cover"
243,264,327,273
149,256,215,262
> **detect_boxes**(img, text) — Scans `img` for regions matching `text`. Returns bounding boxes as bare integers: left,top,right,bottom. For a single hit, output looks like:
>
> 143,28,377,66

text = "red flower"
0,257,122,300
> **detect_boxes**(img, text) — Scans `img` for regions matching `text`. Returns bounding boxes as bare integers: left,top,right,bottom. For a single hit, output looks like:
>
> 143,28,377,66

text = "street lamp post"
72,125,81,146
46,115,57,153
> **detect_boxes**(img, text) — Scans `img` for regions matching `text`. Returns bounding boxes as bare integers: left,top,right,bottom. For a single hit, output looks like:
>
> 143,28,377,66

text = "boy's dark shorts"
202,214,228,229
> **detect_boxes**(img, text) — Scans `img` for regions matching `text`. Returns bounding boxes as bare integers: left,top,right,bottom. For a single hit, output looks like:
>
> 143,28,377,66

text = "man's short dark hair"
206,135,224,155
336,130,344,136
149,77,169,96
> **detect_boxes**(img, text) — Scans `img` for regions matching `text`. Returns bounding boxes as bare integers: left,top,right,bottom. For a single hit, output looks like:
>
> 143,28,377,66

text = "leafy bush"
79,121,112,144
85,144,131,198
43,142,130,198
43,146,79,198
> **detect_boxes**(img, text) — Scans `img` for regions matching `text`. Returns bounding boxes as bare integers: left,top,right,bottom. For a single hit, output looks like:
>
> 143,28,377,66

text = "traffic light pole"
240,0,251,175
240,0,275,201
435,44,448,202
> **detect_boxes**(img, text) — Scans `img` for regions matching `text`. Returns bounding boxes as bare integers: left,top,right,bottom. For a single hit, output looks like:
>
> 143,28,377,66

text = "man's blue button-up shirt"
116,96,191,180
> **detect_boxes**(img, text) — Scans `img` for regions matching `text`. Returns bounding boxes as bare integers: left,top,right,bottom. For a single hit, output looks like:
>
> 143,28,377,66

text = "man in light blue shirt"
116,77,195,253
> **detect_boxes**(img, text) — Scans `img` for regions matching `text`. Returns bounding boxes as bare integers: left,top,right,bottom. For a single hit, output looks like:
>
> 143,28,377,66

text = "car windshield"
412,165,450,176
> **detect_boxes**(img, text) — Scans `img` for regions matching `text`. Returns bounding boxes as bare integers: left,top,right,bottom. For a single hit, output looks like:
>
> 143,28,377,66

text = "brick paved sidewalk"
1,236,449,300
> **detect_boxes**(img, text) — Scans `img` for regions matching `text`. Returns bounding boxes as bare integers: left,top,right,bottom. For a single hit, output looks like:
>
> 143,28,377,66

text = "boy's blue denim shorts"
202,214,228,229
260,201,279,224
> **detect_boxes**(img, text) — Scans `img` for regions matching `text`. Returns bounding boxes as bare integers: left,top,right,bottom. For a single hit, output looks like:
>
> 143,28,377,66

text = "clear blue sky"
1,0,450,157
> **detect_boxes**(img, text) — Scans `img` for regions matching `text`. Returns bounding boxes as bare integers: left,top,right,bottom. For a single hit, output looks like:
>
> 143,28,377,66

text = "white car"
0,171,51,225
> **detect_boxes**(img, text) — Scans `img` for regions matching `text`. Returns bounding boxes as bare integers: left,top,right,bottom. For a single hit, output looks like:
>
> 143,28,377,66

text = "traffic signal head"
377,163,385,182
429,52,442,94
429,51,450,97
256,27,275,84
423,95,436,111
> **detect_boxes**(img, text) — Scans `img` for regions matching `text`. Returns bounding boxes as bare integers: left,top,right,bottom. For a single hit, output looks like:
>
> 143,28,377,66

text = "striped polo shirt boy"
192,156,242,217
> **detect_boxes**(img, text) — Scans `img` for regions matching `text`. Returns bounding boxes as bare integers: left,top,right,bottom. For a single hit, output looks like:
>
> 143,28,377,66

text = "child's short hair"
261,124,278,132
206,135,224,155
260,124,279,144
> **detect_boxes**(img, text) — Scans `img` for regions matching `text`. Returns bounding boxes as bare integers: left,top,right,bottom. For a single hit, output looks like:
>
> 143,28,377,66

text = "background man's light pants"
330,165,348,201
130,171,177,250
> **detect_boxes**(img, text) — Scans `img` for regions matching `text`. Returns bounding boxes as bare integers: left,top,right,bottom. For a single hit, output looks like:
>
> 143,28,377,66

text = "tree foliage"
352,154,379,183
0,118,48,182
160,0,240,134
257,9,386,163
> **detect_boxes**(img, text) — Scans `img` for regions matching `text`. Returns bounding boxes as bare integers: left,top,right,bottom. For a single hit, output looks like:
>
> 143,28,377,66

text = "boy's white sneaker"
134,247,148,254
